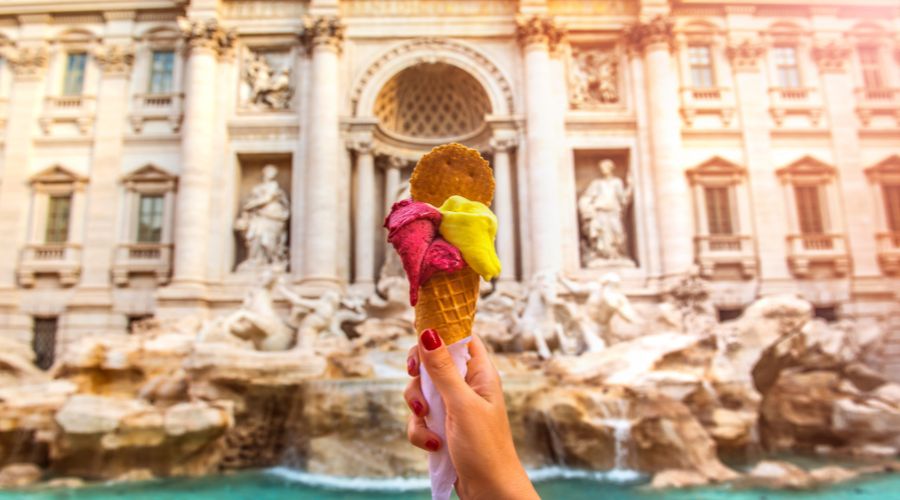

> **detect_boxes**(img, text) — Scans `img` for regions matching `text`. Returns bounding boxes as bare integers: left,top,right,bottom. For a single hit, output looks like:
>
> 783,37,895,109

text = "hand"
404,330,539,500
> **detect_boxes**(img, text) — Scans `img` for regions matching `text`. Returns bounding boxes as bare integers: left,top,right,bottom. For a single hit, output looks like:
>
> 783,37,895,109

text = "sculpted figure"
513,271,577,359
569,49,619,107
235,165,289,272
558,273,639,352
278,286,365,350
244,52,292,110
578,159,633,265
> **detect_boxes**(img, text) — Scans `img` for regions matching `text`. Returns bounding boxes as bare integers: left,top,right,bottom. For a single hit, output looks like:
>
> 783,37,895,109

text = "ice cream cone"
410,144,494,345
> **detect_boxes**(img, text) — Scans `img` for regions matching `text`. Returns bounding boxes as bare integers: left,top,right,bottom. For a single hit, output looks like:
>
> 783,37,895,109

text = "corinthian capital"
516,15,565,52
301,16,345,53
811,40,852,74
3,45,49,79
625,16,674,53
726,40,766,72
93,44,135,76
178,17,236,55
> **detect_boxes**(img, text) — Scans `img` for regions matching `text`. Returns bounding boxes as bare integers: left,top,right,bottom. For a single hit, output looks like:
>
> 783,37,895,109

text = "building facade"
0,0,898,361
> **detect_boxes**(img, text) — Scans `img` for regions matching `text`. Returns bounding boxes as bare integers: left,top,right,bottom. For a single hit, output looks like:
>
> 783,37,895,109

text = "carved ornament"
569,47,619,108
625,16,673,53
726,40,765,72
301,16,345,53
178,17,236,55
811,40,851,74
93,44,135,76
3,46,49,79
516,16,565,52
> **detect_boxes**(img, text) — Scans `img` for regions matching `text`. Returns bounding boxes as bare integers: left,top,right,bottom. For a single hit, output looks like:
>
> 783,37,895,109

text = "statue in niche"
558,273,639,353
578,159,633,266
569,49,619,107
244,51,292,110
235,165,289,272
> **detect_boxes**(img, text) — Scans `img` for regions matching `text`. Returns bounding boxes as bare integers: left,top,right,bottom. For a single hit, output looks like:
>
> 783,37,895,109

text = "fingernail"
407,357,417,376
426,439,440,451
421,329,441,351
411,400,424,416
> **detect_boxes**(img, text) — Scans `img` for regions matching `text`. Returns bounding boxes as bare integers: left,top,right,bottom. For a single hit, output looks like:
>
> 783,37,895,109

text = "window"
32,317,57,370
717,307,744,322
148,50,175,94
704,186,734,235
136,194,164,243
858,46,883,90
45,195,72,243
688,45,715,88
62,52,87,96
773,46,801,88
794,185,825,234
884,184,900,234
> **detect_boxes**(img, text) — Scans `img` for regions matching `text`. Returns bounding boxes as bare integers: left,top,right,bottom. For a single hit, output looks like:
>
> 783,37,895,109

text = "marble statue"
513,271,577,359
234,165,290,272
244,51,292,110
569,49,619,108
558,273,639,353
197,270,294,351
578,159,633,266
278,285,366,350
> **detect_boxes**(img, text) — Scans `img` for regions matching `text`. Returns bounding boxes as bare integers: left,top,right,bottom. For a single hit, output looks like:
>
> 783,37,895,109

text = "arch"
676,18,724,34
53,27,100,44
138,25,181,43
351,38,514,117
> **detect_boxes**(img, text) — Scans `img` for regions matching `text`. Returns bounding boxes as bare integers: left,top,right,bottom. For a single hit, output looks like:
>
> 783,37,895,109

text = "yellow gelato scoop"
436,195,501,281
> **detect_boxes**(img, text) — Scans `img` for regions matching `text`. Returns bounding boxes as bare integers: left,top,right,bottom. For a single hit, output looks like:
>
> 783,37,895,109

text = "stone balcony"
786,233,849,278
854,88,900,127
876,232,900,276
129,93,183,134
768,87,822,127
693,234,756,279
111,243,173,286
17,243,82,287
679,87,735,127
39,95,96,135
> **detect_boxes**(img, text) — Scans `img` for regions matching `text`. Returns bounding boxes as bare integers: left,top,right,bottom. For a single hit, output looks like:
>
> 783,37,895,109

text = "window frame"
147,49,175,94
136,193,165,243
61,51,88,96
44,194,72,244
772,45,802,88
688,44,716,88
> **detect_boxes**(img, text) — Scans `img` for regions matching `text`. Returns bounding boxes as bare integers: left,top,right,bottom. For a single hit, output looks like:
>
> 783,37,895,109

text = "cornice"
0,1,178,16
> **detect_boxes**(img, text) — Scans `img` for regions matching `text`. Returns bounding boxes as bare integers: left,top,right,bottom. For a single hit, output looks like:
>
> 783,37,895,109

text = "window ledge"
111,243,173,286
680,87,736,127
18,243,82,287
768,87,823,127
785,234,849,278
876,232,900,276
854,88,900,127
129,93,184,134
39,95,96,135
694,234,756,279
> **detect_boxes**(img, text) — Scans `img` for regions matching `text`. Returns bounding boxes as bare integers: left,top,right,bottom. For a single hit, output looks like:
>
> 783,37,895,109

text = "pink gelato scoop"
384,199,465,306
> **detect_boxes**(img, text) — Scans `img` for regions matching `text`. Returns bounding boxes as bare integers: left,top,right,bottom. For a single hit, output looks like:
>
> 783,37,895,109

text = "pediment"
865,155,900,183
776,155,836,180
29,165,86,186
122,164,177,183
686,156,746,185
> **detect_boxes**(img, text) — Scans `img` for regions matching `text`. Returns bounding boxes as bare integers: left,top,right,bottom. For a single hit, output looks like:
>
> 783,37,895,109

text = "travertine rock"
650,469,709,489
0,463,41,488
742,460,812,490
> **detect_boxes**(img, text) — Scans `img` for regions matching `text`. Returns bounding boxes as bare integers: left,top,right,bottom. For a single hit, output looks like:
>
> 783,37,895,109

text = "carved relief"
3,46,49,79
569,47,619,108
93,44,135,76
242,50,292,110
516,15,565,51
301,16,345,53
625,16,673,53
811,40,852,73
178,17,236,55
726,40,765,72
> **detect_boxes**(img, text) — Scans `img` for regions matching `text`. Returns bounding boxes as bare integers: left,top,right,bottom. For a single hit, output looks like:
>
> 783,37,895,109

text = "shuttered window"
794,185,825,234
45,195,72,243
704,186,734,235
883,184,900,233
858,46,883,90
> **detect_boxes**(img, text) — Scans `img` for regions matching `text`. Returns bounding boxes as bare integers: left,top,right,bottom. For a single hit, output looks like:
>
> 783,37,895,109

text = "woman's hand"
404,329,539,500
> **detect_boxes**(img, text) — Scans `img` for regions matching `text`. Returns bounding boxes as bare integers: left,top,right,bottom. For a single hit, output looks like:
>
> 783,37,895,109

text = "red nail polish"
407,357,417,376
411,400,424,416
421,329,441,351
426,439,440,451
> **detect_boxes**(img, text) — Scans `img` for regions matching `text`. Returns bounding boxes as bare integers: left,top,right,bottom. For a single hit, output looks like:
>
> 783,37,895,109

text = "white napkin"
419,337,471,500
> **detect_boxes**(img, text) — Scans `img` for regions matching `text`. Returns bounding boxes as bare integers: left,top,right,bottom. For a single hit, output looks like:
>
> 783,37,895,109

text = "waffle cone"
414,267,480,345
410,144,494,344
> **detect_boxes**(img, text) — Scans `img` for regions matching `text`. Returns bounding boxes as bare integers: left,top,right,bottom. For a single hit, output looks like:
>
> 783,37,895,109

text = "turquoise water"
2,468,899,499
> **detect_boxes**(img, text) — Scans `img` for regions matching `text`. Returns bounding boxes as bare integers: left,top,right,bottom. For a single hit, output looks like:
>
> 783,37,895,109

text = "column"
727,39,793,290
627,17,693,279
348,135,375,285
170,18,231,288
384,157,404,213
301,16,344,287
517,16,565,275
0,41,48,339
489,136,519,281
813,42,881,291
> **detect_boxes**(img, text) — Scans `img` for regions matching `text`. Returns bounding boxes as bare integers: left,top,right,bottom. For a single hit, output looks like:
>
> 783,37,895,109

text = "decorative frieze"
346,136,374,155
625,16,673,53
726,40,765,72
301,16,345,53
516,15,565,51
489,136,517,153
93,44,135,76
3,46,49,79
178,18,236,55
811,40,852,73
569,47,619,108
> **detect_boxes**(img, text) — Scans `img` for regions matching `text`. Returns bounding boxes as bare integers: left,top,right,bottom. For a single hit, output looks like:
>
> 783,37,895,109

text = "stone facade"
0,0,897,353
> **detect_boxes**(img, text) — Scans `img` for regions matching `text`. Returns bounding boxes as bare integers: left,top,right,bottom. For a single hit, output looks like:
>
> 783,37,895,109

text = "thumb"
417,329,471,405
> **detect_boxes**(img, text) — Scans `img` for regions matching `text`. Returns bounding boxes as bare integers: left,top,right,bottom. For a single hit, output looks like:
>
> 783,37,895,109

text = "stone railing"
854,87,900,127
786,233,849,278
768,87,822,127
679,87,735,127
17,243,82,287
693,234,756,279
39,95,96,134
129,93,184,133
876,232,900,275
111,243,173,286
